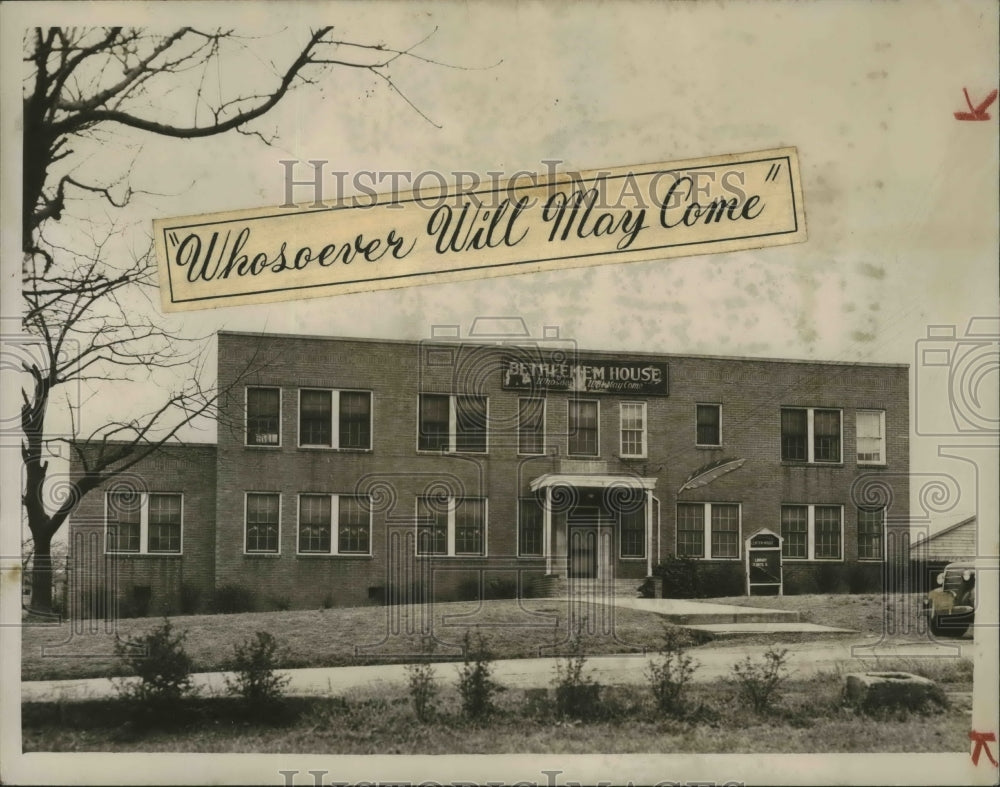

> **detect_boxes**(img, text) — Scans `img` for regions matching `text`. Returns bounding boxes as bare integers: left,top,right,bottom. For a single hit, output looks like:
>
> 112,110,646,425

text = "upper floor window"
298,389,372,449
781,407,841,463
780,504,842,560
107,492,183,554
246,387,281,446
619,402,647,458
568,399,599,456
415,496,487,556
856,410,886,465
518,398,546,455
676,502,741,559
696,404,721,446
418,394,488,453
857,507,885,560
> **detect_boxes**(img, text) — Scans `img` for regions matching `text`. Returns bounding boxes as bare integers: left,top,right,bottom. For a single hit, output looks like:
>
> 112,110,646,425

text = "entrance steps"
534,575,650,600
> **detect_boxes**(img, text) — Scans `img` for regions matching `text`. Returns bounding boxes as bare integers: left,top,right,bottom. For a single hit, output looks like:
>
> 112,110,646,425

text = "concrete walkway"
21,637,974,704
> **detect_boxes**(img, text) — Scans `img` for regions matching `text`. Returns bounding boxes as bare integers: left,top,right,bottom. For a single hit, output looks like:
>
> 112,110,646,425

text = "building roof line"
217,330,910,369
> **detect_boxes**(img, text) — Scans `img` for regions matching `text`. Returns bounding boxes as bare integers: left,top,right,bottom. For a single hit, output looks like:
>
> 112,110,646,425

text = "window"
518,398,545,455
620,402,647,458
858,508,885,560
781,407,842,463
298,389,372,449
856,410,886,465
297,494,372,555
696,404,721,446
246,387,281,446
619,498,647,558
676,503,705,558
780,504,843,560
147,494,182,553
676,502,741,559
518,497,543,556
416,496,487,556
298,495,332,553
418,394,488,453
710,504,740,559
106,492,183,554
568,399,599,456
246,493,280,553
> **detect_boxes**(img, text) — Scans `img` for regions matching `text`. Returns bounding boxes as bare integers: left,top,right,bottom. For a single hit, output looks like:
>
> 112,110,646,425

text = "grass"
22,673,972,754
23,598,701,681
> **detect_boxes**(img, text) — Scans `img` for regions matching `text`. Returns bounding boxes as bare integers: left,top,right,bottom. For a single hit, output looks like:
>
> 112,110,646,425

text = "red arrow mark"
969,731,999,766
955,88,998,121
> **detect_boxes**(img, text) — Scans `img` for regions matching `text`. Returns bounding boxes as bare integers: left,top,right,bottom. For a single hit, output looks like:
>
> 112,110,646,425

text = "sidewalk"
21,636,975,703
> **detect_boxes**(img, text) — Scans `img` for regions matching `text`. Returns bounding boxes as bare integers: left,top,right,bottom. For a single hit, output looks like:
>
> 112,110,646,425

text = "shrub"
213,584,257,614
847,563,882,594
553,620,600,719
224,631,291,716
815,563,849,594
851,679,949,717
697,562,745,597
638,577,657,599
456,630,502,720
729,647,789,714
486,577,519,600
646,628,699,717
405,638,439,723
654,556,745,599
114,619,195,716
179,584,202,615
655,555,701,598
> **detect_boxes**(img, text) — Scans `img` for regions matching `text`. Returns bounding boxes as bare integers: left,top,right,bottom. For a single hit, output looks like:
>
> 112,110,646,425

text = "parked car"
921,561,975,637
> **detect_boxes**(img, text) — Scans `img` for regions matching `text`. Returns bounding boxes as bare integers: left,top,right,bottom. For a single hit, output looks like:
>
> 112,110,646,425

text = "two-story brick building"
69,329,910,614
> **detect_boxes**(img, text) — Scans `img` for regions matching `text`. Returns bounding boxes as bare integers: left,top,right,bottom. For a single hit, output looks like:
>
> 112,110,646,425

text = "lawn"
22,598,690,681
22,672,972,754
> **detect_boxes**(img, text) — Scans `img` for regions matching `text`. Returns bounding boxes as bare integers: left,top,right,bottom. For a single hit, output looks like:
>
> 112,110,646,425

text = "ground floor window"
857,507,885,560
106,491,182,554
246,493,280,553
780,504,843,560
416,496,486,556
297,494,372,555
676,502,741,559
619,501,646,558
518,497,543,556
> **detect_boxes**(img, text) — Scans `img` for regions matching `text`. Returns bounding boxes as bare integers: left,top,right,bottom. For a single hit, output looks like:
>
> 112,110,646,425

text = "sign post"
745,528,783,596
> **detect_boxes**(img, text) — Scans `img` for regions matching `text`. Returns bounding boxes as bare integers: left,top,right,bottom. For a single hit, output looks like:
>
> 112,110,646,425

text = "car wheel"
929,617,967,638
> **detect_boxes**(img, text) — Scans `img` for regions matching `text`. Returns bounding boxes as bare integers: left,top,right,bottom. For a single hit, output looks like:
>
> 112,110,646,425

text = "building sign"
745,527,783,595
502,357,669,396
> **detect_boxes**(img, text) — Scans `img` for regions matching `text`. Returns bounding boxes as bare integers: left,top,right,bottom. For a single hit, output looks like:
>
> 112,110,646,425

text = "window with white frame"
856,410,886,465
780,407,841,463
696,404,721,446
568,399,599,456
298,389,372,449
675,502,741,559
857,507,885,560
518,497,543,556
246,387,281,446
619,497,646,558
418,394,487,453
518,398,545,455
780,504,843,560
415,496,486,556
297,494,372,555
106,492,183,554
245,493,280,553
619,402,647,458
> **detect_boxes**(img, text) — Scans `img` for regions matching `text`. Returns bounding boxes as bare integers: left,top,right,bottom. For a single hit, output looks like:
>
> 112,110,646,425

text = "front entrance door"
568,527,598,578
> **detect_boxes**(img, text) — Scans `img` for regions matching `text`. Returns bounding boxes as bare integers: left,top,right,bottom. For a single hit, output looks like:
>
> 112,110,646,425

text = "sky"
2,1,997,541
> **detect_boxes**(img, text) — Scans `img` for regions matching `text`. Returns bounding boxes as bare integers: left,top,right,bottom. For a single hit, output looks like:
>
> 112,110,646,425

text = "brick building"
69,329,910,614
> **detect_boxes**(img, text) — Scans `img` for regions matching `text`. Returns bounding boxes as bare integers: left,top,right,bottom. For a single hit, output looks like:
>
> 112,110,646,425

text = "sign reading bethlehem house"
154,147,806,311
502,357,669,396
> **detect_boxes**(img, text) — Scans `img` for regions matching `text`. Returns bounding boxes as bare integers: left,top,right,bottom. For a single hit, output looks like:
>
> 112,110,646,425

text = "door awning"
529,473,657,492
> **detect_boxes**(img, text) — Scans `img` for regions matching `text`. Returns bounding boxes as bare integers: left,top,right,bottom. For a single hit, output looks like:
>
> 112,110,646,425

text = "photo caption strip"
154,147,806,311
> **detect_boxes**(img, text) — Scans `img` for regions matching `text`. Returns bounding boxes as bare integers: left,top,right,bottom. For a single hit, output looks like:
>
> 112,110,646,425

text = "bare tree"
21,26,452,613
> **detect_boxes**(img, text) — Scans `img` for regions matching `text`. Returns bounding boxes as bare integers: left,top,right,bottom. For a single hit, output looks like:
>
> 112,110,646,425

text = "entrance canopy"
529,473,657,492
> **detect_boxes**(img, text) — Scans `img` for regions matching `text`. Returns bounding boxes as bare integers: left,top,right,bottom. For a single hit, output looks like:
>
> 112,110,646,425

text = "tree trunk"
29,529,54,613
